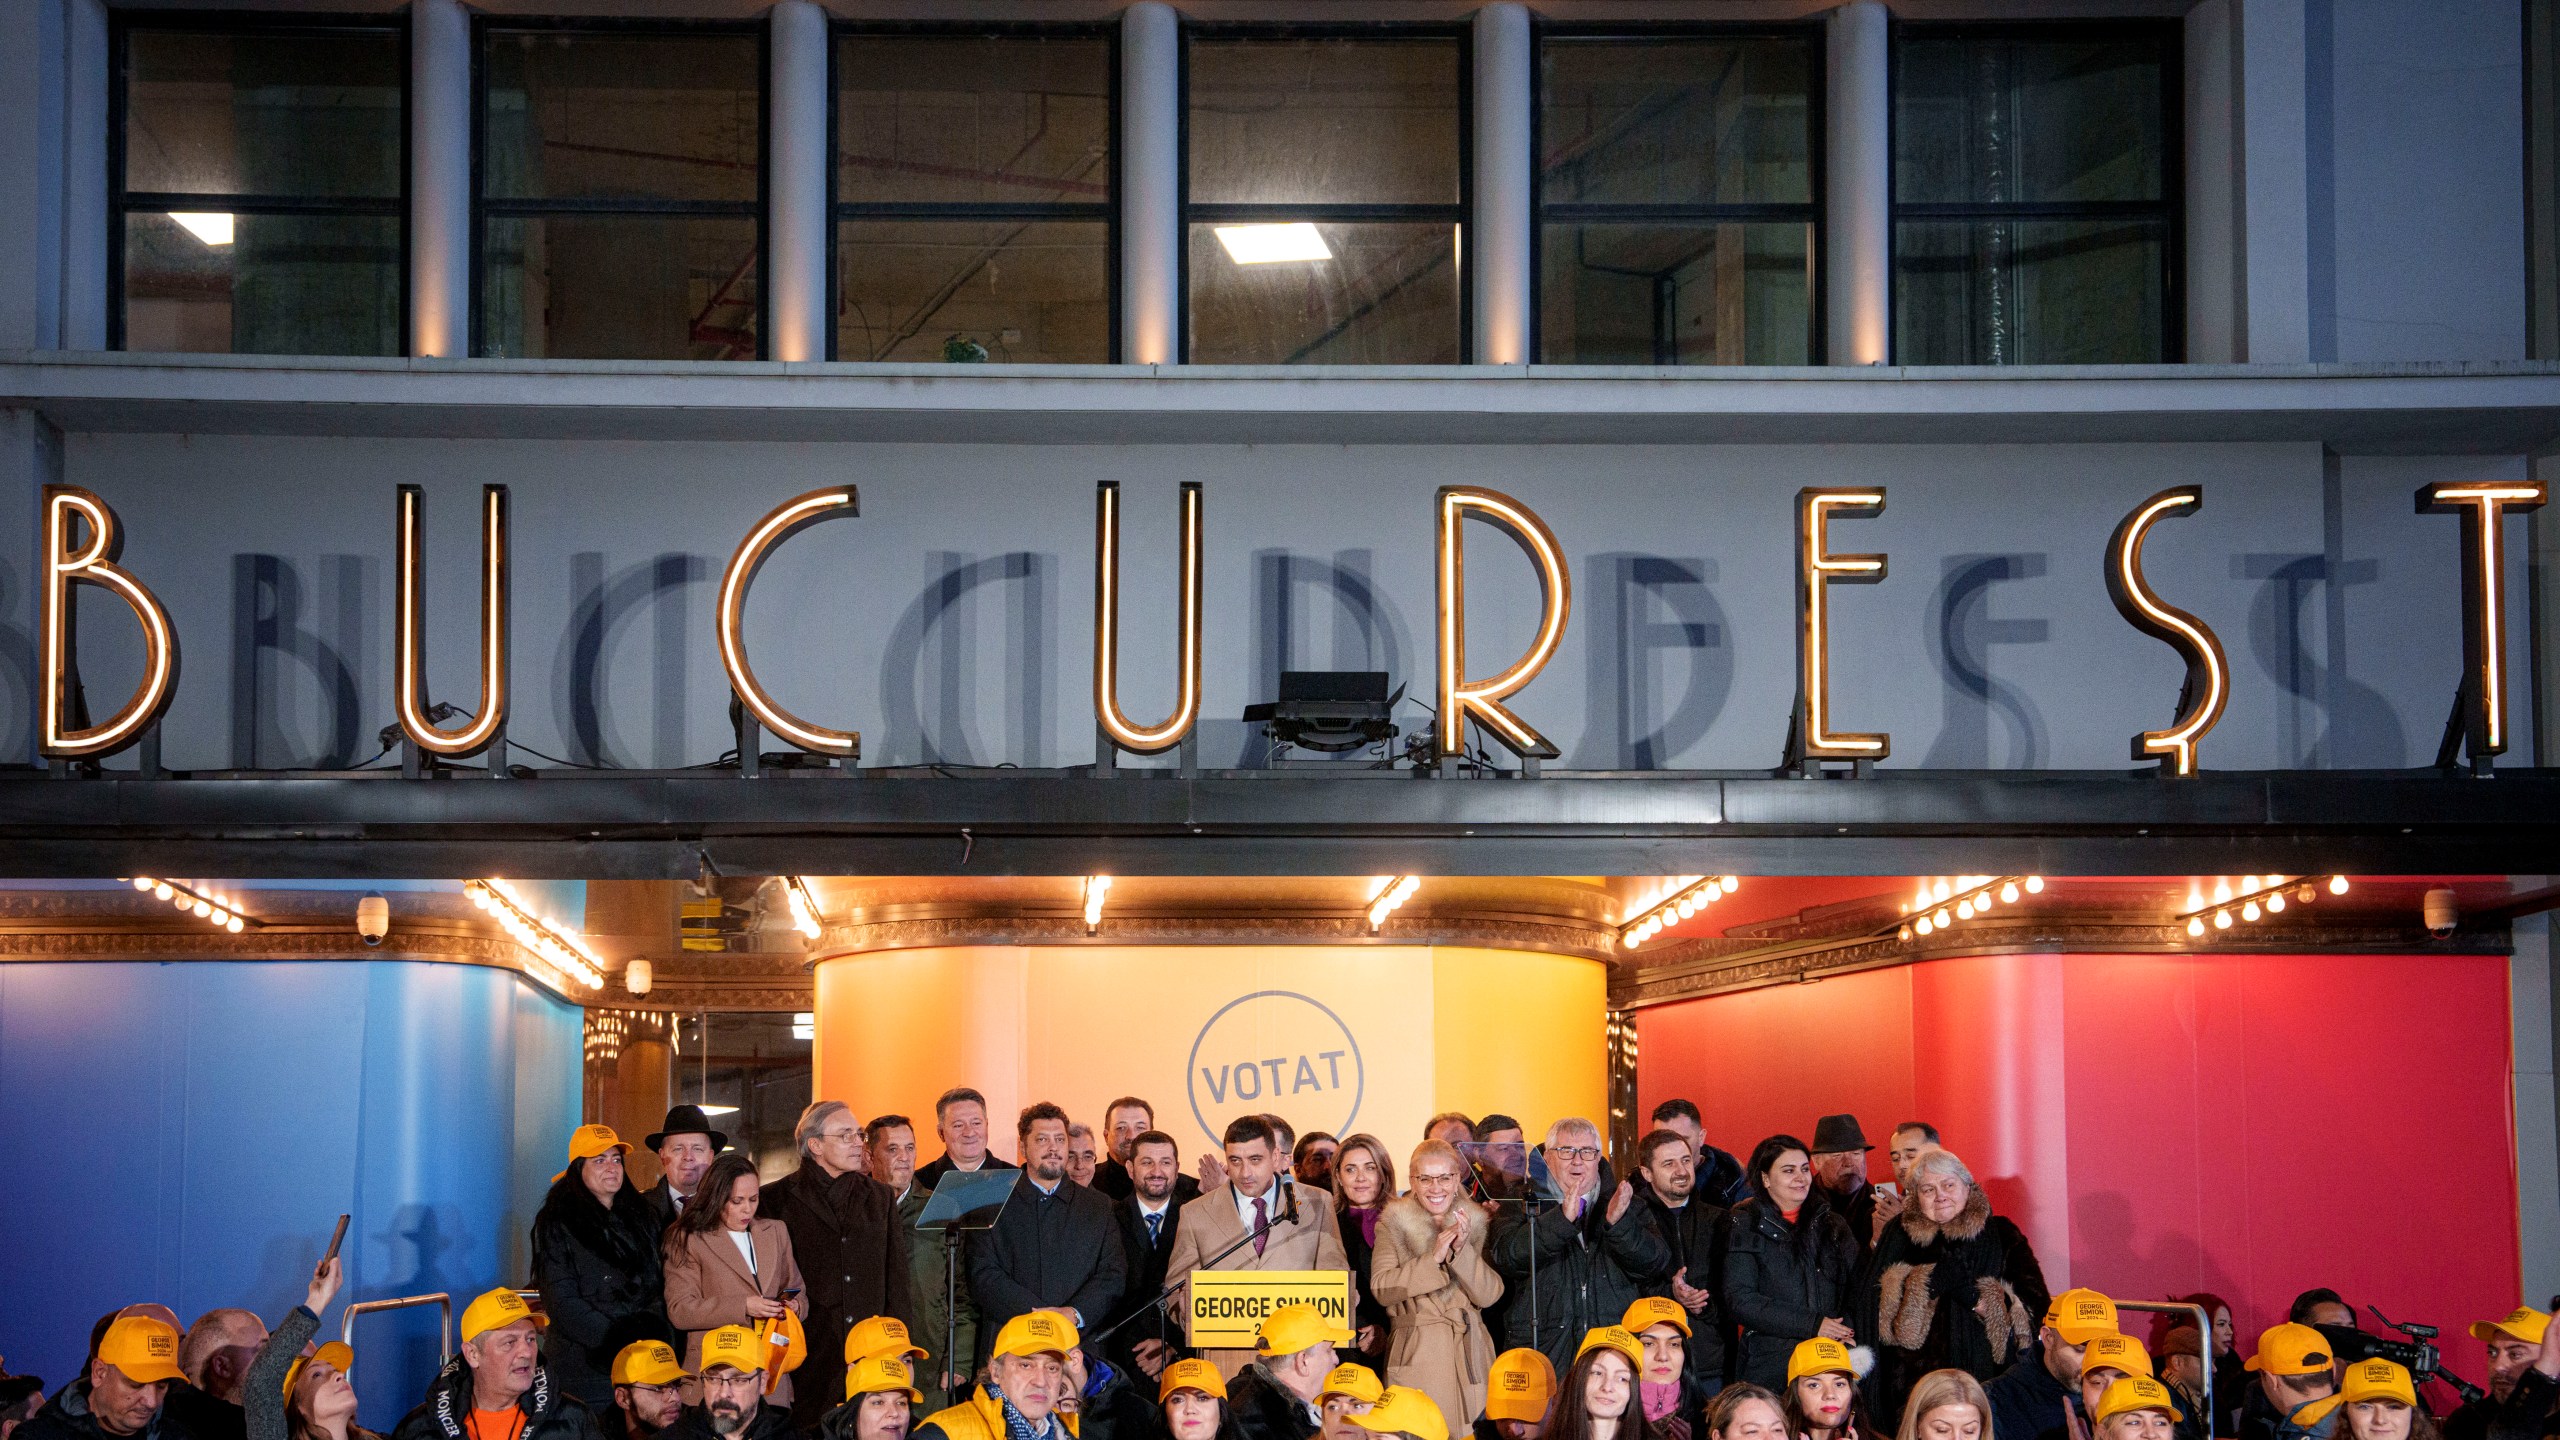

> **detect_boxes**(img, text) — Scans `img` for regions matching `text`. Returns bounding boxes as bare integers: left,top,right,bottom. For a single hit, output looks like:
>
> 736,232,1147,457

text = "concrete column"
60,0,106,350
2184,0,2242,362
2234,0,2312,363
1471,2,1531,365
0,0,106,351
0,409,59,765
410,0,470,358
1119,1,1180,365
1825,1,1890,365
767,0,830,362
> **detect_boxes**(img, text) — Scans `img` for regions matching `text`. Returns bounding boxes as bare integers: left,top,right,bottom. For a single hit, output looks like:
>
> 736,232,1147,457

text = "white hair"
796,1099,855,1154
1545,1116,1602,1148
1908,1146,1973,1189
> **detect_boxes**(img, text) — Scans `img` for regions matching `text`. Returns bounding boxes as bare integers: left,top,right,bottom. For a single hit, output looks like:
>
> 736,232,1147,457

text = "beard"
1031,1158,1066,1183
709,1401,753,1436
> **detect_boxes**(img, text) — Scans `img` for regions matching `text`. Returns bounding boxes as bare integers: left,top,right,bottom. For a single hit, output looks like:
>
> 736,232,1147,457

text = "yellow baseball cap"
2245,1323,2334,1377
991,1312,1079,1362
2472,1309,2553,1346
846,1355,924,1405
553,1124,632,1182
610,1341,686,1387
2082,1334,2155,1380
845,1315,927,1365
2045,1289,2120,1345
698,1325,769,1376
1321,1364,1385,1405
1788,1338,1856,1384
1484,1350,1557,1423
1257,1303,1354,1357
2092,1377,2184,1427
96,1318,187,1386
459,1289,547,1345
2296,1359,2417,1430
1622,1297,1691,1338
1352,1387,1450,1440
283,1342,354,1398
1576,1327,1643,1369
1159,1358,1229,1403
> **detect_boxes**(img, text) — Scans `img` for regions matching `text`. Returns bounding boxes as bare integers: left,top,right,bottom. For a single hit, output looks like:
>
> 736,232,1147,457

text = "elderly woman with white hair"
1862,1146,2050,1423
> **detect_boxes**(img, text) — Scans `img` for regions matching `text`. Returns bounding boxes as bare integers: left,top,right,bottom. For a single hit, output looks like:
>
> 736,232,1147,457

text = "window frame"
1885,17,2186,365
827,19,1121,364
1529,19,1828,366
1179,20,1474,365
469,15,770,361
108,10,412,355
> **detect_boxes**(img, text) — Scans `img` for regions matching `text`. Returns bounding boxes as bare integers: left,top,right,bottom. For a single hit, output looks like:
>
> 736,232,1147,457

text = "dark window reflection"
1540,222,1811,365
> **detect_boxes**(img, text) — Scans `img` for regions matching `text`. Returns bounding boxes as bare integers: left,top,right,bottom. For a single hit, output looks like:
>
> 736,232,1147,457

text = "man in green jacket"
870,1114,978,1413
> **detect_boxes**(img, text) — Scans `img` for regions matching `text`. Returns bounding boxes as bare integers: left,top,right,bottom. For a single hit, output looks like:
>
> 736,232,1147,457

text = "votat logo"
1186,990,1365,1146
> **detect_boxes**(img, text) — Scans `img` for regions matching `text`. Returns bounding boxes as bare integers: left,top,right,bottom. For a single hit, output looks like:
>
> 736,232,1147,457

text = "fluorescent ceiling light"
170,212,235,247
696,1103,741,1117
1214,222,1331,265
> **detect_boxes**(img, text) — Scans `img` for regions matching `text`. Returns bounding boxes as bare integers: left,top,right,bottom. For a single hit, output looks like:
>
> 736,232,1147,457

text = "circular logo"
1185,990,1365,1147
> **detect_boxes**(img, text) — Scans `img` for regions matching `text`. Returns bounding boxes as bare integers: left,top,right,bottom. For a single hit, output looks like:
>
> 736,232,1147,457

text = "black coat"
159,1388,240,1440
1101,1195,1187,1375
392,1355,606,1440
1716,1196,1859,1389
1862,1186,2048,1421
1694,1145,1749,1209
659,1400,794,1440
1225,1367,1319,1440
762,1159,915,1424
1486,1168,1674,1379
21,1381,200,1440
534,1177,675,1410
1983,1345,2073,1440
1337,1206,1391,1372
965,1173,1127,1366
1638,1190,1730,1384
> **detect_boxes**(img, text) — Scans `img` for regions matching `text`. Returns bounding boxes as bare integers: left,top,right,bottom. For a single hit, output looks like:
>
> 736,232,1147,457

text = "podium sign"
1184,1270,1355,1349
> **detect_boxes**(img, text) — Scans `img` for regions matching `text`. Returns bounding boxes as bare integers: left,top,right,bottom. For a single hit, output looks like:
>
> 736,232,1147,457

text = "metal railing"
342,1293,454,1362
2118,1299,2215,1437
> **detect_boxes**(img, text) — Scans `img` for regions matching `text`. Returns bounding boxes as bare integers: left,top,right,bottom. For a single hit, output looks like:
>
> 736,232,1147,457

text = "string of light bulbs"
466,879,604,990
784,875,825,940
1898,875,2042,941
128,877,255,933
1368,876,1421,932
2178,874,2349,937
1084,875,1113,934
1621,876,1739,949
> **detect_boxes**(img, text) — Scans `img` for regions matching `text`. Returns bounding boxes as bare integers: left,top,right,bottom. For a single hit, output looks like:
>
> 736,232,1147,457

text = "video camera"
2315,1307,2484,1405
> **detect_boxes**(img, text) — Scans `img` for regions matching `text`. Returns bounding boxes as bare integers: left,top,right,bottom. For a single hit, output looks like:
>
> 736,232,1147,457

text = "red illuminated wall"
1636,951,2520,1348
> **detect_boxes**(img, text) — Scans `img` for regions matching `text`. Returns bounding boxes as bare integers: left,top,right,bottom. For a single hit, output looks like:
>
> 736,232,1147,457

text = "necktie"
1145,1212,1162,1244
1252,1197,1270,1256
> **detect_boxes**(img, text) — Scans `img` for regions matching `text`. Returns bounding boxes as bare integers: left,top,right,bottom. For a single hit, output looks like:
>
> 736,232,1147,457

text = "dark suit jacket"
965,1172,1126,1366
641,1181,686,1235
1100,1193,1186,1371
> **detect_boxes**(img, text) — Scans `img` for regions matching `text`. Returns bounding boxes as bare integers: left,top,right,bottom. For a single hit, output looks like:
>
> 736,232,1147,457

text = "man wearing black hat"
644,1106,730,1233
1808,1115,1894,1258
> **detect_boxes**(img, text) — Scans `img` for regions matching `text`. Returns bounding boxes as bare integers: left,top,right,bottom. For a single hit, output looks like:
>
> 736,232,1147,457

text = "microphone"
1278,1172,1301,1227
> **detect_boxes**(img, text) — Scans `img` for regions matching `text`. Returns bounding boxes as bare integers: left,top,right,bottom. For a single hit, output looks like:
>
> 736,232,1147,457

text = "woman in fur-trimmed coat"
1370,1140,1507,1427
1863,1147,2049,1426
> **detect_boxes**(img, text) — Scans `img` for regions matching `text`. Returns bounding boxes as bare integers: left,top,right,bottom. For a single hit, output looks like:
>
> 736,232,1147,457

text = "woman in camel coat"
1370,1139,1505,1427
663,1152,811,1404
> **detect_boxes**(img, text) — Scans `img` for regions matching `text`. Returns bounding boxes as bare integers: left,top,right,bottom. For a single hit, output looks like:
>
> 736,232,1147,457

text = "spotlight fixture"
129,877,255,934
1368,875,1422,933
466,879,604,991
1243,671,1401,755
1620,876,1739,950
1084,875,1113,934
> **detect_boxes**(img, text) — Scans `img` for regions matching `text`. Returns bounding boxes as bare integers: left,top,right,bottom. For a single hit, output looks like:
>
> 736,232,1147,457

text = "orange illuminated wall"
1636,951,2520,1356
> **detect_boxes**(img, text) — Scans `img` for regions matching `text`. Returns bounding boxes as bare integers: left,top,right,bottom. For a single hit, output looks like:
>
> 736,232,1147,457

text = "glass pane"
481,215,761,360
123,211,400,355
1188,220,1459,363
1540,222,1811,364
1539,36,1813,207
1895,31,2167,205
1188,38,1461,205
124,28,402,198
1894,218,2165,364
482,29,761,203
838,219,1109,362
836,34,1111,206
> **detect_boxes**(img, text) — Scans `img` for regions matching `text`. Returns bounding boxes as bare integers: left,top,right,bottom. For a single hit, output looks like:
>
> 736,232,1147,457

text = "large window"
1537,30,1820,365
1892,23,2180,364
1185,30,1466,364
112,17,405,355
477,22,763,361
833,28,1113,363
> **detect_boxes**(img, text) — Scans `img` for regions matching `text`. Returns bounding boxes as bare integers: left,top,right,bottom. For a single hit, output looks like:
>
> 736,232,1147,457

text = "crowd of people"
10,1096,2560,1440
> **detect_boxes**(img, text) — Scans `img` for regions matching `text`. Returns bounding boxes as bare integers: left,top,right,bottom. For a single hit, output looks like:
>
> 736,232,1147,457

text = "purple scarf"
1348,1204,1382,1246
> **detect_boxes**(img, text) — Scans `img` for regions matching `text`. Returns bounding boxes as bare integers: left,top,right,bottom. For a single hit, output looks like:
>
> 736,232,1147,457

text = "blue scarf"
985,1382,1061,1440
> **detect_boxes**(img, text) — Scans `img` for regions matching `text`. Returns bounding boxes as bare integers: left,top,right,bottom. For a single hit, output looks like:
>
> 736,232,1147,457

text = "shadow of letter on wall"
1581,552,1727,769
1923,553,2049,768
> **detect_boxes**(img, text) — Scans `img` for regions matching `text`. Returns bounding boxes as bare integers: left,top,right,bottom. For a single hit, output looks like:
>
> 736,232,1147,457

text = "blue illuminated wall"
0,960,581,1428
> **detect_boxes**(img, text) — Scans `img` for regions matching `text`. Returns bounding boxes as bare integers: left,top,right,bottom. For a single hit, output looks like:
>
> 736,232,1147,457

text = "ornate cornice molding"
810,912,1621,963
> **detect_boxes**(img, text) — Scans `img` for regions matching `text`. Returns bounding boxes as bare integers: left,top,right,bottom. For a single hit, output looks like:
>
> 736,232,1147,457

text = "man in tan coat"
1166,1115,1357,1378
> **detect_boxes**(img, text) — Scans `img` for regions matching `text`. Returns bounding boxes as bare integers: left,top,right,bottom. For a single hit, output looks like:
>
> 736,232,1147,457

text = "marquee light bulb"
2185,885,2205,910
2186,917,2206,938
153,882,173,900
2267,894,2285,913
2025,876,2045,893
1915,917,1933,936
1934,907,1951,926
2212,880,2232,903
2330,875,2350,894
2241,901,2261,922
2213,910,2233,929
131,876,153,890
1933,880,1952,903
1719,876,1739,893
1957,899,1975,919
2000,882,2020,904
226,915,245,933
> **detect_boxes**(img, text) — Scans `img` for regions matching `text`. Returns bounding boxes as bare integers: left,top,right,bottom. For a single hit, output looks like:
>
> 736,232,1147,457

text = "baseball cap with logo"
459,1289,548,1345
1622,1298,1691,1338
282,1342,355,1398
1484,1350,1557,1424
1159,1358,1229,1403
845,1355,925,1405
2092,1377,2184,1427
1321,1364,1385,1406
2082,1334,2155,1380
97,1318,187,1386
2044,1289,2121,1346
698,1326,769,1376
1789,1339,1857,1384
2245,1324,2333,1377
2296,1359,2418,1430
2471,1309,2553,1346
990,1312,1079,1362
1352,1386,1451,1440
552,1124,632,1182
611,1341,686,1388
845,1316,928,1365
1575,1327,1644,1369
1257,1303,1354,1358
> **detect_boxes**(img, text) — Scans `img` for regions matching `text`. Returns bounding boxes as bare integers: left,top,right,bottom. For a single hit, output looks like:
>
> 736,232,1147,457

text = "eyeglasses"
701,1372,762,1392
1413,1171,1464,1186
1553,1146,1603,1162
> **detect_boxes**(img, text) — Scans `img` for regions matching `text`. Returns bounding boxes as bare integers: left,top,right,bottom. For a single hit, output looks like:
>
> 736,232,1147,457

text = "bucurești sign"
38,479,2545,776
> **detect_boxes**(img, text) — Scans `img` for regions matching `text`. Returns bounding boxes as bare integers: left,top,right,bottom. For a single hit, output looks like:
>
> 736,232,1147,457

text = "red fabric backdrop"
1635,951,2521,1351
